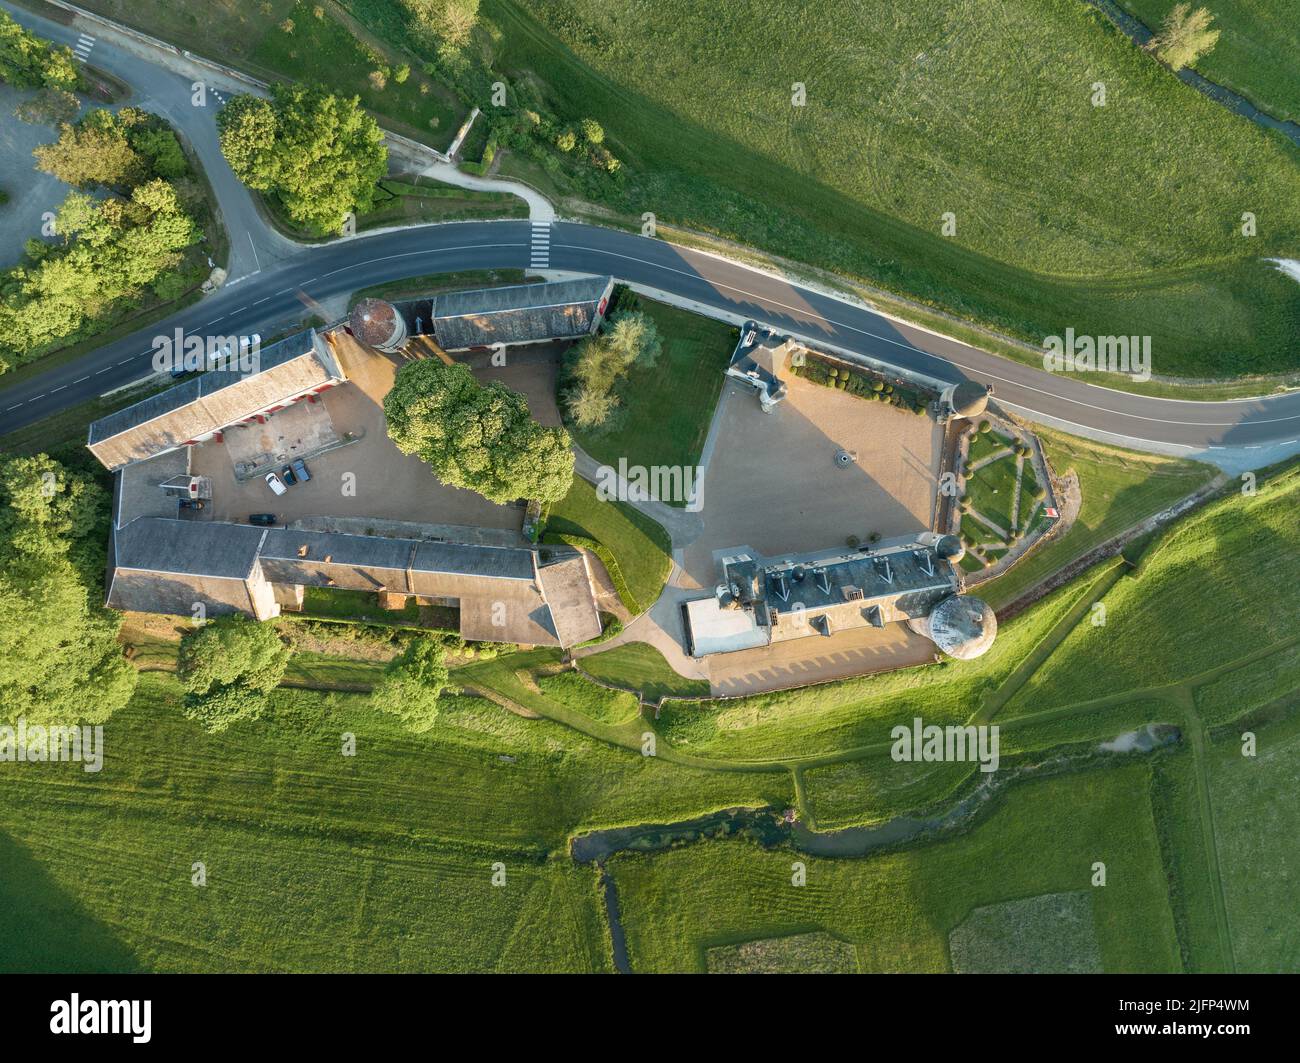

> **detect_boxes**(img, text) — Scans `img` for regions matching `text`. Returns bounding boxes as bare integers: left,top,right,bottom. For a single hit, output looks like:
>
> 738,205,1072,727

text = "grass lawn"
568,299,735,476
71,0,463,148
1118,0,1300,121
545,476,672,612
580,642,710,702
979,429,1218,608
264,176,526,239
487,0,1300,377
963,453,1019,534
609,763,1181,972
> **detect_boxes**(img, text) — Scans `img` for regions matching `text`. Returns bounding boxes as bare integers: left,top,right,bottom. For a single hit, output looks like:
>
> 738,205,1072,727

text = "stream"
1085,0,1300,149
575,722,1181,969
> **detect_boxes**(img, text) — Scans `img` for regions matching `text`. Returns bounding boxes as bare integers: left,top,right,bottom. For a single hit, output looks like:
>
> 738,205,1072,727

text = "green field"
487,0,1300,378
569,299,735,476
579,642,710,703
979,429,1218,608
0,671,793,971
1007,461,1300,709
544,476,672,612
1206,702,1300,971
609,764,1181,972
71,0,463,147
1118,0,1300,121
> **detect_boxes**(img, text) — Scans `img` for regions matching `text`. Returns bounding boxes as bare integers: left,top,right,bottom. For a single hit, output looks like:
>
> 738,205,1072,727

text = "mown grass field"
1118,0,1300,121
1206,702,1300,972
579,642,710,703
609,764,1181,972
1007,460,1300,709
0,670,794,972
569,299,735,475
488,0,1300,378
545,476,672,611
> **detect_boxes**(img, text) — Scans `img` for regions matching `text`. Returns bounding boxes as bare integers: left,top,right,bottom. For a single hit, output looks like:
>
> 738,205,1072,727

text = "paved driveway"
681,373,943,590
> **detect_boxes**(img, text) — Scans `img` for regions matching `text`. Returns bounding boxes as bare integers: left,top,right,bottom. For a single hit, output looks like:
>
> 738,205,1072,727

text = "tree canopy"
385,360,575,503
0,179,199,366
0,10,78,91
369,636,456,733
564,309,661,430
177,616,293,734
0,454,136,728
1148,4,1221,72
217,84,387,233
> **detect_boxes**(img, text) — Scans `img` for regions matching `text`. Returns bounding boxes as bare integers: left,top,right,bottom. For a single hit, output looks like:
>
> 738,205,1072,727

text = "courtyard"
189,333,566,544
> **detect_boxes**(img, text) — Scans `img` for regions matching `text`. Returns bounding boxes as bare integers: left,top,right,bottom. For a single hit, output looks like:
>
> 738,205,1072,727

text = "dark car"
248,513,277,526
178,498,204,510
281,465,297,486
291,458,311,483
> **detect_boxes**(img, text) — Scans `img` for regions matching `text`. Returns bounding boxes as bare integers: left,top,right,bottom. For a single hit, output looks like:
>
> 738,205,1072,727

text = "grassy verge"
580,642,709,702
544,476,672,613
70,0,464,149
348,268,528,306
261,175,526,241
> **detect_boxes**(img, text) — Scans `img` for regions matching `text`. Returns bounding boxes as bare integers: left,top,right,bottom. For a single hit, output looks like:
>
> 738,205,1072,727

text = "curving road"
3,1,1300,470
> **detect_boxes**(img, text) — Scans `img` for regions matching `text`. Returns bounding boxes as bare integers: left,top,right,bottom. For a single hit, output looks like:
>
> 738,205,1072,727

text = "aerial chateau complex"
1,0,1289,996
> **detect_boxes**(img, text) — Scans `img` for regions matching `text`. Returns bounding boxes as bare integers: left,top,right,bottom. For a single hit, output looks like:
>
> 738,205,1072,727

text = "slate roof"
728,323,789,405
87,330,343,470
425,277,611,349
106,518,270,617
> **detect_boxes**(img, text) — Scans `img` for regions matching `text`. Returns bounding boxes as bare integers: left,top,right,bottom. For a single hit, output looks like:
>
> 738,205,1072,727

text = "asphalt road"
3,1,1300,466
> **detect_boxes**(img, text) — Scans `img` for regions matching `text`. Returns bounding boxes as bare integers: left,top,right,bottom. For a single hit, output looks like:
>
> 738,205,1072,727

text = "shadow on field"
0,829,141,972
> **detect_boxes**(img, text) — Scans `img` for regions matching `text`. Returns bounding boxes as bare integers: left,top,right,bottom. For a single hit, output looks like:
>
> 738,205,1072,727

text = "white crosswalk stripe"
529,221,551,268
72,33,95,62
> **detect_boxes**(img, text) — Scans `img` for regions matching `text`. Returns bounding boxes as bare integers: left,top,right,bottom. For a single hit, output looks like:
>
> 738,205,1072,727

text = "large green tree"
176,615,292,734
217,84,387,232
385,360,574,503
0,454,136,728
0,179,198,365
369,636,456,734
34,108,149,191
0,10,78,90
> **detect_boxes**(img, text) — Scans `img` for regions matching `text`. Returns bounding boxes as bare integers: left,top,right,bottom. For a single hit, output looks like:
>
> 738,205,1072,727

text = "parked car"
178,498,204,510
281,465,297,486
265,472,287,496
249,513,277,526
291,458,311,483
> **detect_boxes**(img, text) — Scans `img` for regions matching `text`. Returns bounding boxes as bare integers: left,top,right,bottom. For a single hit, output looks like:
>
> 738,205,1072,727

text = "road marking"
96,367,112,374
50,385,66,393
5,404,22,412
73,33,95,62
117,358,133,365
558,241,1300,430
247,232,261,273
74,376,89,383
529,221,551,268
